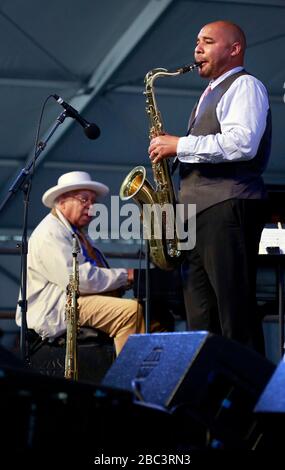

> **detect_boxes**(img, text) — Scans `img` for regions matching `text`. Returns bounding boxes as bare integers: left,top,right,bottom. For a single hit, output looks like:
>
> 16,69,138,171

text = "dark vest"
178,71,272,214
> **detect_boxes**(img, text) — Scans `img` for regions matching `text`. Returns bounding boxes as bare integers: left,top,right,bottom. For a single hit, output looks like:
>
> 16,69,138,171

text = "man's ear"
231,41,242,57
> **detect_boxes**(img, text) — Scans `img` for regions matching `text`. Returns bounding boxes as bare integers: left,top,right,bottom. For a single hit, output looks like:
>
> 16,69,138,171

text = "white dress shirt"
15,209,128,339
177,66,269,163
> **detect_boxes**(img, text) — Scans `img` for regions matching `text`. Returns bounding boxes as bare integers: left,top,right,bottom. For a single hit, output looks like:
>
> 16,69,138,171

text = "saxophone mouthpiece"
178,62,202,74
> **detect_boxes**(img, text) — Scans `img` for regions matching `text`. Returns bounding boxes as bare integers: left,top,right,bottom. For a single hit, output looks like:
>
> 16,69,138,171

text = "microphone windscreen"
84,123,101,140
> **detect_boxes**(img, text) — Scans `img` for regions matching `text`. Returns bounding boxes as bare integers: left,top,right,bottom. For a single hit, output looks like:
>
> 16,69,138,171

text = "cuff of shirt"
177,135,204,163
177,136,198,162
177,136,189,154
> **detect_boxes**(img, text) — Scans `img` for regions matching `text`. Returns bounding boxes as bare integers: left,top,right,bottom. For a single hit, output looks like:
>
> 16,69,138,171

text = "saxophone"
119,62,200,270
64,234,80,380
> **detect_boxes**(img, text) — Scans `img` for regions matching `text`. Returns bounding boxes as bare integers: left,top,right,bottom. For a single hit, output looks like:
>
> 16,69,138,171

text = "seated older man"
16,171,145,355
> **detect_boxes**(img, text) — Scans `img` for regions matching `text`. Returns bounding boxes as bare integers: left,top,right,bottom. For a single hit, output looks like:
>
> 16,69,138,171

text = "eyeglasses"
69,195,96,207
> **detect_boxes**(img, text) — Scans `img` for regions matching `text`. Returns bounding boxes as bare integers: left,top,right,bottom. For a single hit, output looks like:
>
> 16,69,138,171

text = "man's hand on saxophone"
149,134,179,163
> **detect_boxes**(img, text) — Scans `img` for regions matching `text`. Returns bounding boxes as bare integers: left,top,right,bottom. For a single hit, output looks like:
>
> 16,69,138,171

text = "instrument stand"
0,111,68,366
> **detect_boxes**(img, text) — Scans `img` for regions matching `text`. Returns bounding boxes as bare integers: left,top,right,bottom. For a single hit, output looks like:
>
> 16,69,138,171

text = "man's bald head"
209,20,246,53
195,20,247,79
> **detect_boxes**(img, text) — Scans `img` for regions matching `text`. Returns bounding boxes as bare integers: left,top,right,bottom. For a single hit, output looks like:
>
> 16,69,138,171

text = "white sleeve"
33,225,128,295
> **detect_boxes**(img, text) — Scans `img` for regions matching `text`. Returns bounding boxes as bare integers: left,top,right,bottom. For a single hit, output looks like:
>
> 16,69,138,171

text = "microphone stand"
0,111,68,366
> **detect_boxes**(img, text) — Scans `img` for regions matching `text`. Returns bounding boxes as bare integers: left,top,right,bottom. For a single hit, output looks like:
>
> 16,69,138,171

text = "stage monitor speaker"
103,332,275,449
103,332,274,408
255,356,285,413
254,355,285,449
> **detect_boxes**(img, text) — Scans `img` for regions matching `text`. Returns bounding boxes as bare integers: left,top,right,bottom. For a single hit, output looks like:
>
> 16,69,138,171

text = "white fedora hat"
42,171,109,208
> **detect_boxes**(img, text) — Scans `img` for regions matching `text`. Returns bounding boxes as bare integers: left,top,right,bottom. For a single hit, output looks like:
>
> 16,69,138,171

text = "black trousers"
181,198,267,355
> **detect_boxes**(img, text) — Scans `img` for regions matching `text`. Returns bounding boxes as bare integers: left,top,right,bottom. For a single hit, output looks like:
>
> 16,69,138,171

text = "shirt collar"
210,66,244,90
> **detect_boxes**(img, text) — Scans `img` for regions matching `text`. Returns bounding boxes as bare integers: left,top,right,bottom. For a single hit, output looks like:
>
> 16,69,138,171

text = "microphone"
53,94,100,140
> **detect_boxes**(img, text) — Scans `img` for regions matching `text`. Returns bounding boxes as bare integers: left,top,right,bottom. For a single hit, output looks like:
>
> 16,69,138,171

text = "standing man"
16,171,145,355
148,20,271,354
